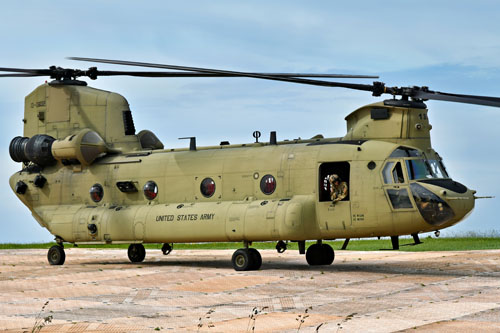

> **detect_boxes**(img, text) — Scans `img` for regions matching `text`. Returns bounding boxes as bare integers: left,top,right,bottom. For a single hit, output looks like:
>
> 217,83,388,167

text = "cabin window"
143,181,158,200
200,178,216,198
319,162,350,202
260,174,276,195
89,183,104,203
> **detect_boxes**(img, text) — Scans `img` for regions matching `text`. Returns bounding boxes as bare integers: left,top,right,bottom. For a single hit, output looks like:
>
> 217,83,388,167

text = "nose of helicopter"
411,179,475,227
443,187,476,224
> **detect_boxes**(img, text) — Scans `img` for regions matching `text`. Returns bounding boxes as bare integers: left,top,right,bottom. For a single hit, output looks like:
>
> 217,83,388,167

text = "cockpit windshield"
405,159,448,180
405,159,432,180
389,147,449,181
428,160,448,178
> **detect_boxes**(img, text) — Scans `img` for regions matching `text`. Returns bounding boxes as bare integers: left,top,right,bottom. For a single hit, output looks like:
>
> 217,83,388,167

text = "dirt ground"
0,247,499,332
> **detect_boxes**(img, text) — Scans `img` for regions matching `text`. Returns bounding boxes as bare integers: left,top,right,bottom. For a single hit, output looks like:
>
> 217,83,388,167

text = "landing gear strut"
306,242,334,266
231,248,262,271
47,244,65,265
128,244,146,263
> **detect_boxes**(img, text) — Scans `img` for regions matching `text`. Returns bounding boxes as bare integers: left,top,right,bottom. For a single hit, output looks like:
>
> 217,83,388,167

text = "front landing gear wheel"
306,243,334,266
231,248,262,271
47,245,65,265
128,244,146,263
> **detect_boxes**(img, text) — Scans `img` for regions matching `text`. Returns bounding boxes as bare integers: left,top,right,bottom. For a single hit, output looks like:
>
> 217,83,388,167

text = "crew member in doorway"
329,174,348,203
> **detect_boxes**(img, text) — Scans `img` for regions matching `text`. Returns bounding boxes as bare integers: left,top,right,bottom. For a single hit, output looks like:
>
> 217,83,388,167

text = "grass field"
1,237,499,251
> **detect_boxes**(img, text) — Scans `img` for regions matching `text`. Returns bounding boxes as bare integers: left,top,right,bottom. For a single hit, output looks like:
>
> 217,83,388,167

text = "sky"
0,1,499,242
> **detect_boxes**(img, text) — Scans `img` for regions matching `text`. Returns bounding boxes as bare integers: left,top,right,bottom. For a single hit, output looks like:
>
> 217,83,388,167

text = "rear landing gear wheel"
306,243,334,266
128,244,146,263
231,248,262,271
47,245,65,265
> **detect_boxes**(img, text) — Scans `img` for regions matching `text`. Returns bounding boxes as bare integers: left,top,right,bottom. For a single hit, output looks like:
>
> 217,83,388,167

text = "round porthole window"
200,178,216,198
260,174,276,195
143,181,158,200
89,183,104,203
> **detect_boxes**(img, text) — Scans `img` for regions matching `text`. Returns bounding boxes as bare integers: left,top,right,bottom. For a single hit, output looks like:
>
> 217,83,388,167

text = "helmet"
329,174,340,183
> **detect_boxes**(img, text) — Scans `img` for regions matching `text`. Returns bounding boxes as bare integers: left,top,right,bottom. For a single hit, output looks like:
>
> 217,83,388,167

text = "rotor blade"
412,89,500,108
0,67,51,75
0,73,46,77
95,70,378,79
0,67,378,79
68,57,379,91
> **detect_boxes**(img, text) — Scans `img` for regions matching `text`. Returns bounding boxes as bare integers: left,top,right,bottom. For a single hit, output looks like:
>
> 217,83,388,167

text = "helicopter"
4,57,499,271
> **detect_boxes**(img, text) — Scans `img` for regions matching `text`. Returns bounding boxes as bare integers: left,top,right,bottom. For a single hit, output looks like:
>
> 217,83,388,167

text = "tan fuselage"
9,83,475,245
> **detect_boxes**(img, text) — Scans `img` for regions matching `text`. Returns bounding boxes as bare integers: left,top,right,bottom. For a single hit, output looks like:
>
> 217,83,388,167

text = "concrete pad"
0,248,499,332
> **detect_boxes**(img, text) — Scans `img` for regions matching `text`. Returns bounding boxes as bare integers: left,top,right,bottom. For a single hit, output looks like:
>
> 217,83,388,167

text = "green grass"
1,237,499,251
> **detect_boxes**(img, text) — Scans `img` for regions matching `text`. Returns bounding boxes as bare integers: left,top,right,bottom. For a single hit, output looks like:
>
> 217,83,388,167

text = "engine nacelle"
9,134,56,166
9,129,107,167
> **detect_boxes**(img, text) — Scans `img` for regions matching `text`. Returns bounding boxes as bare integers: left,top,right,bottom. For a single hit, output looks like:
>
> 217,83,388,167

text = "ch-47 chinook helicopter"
3,57,498,271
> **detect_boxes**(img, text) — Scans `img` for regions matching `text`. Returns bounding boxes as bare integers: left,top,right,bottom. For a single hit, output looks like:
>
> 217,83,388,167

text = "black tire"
248,248,262,270
231,248,252,271
306,244,322,265
128,244,146,263
307,243,335,265
320,244,335,265
47,245,65,265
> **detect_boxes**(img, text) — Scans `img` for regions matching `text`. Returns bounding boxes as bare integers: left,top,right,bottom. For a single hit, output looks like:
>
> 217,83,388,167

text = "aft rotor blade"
68,57,379,91
0,67,51,75
412,89,500,108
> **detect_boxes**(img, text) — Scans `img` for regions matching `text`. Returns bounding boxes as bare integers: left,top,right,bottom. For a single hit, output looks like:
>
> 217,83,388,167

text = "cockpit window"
428,160,447,178
393,162,404,183
387,188,413,209
387,147,450,181
405,159,433,180
390,147,421,158
382,161,405,184
382,162,393,183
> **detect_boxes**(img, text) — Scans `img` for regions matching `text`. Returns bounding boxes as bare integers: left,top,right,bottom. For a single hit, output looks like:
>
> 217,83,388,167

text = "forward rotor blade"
412,89,500,108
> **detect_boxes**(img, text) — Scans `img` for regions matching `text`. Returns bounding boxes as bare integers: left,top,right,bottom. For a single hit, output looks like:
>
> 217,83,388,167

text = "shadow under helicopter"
78,255,499,279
